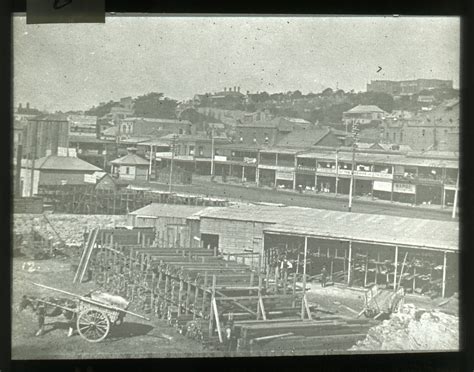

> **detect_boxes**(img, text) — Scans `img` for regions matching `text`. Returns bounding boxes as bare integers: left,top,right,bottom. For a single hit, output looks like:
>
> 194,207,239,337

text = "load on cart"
19,282,150,342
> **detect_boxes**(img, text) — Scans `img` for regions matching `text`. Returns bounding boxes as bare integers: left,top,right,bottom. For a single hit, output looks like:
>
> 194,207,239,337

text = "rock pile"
350,303,459,351
13,213,129,247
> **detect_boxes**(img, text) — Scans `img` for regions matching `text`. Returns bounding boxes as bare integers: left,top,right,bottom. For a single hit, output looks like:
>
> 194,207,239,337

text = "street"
146,177,456,221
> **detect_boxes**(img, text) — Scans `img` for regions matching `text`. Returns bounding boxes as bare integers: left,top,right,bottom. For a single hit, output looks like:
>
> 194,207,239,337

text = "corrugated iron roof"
265,208,458,251
196,204,458,251
110,153,149,166
129,203,212,218
275,128,331,148
33,155,102,172
344,105,386,114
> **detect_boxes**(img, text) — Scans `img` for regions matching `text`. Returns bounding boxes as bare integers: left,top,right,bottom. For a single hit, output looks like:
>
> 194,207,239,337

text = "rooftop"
196,204,458,251
275,128,331,148
129,203,214,218
110,152,149,166
344,105,386,114
27,155,102,172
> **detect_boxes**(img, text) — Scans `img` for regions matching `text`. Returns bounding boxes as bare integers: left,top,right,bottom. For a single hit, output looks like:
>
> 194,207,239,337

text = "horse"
19,295,78,337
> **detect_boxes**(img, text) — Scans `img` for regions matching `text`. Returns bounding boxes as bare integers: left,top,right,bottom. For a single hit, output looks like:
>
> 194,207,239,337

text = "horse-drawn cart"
31,282,150,342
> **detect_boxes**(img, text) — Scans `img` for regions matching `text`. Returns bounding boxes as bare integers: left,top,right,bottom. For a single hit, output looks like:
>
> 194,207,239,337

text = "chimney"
246,90,250,95
127,147,137,154
26,102,30,109
238,86,241,92
19,103,22,109
234,86,237,92
229,87,232,92
224,87,227,92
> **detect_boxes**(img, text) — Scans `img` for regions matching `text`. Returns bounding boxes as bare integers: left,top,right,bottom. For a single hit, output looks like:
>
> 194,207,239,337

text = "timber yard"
12,16,460,359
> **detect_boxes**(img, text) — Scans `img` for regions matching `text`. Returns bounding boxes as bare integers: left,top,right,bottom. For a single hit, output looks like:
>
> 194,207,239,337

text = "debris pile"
350,303,459,351
13,214,128,247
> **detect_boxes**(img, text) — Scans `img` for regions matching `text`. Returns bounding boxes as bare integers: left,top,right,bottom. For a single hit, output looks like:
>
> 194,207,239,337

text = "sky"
13,15,460,112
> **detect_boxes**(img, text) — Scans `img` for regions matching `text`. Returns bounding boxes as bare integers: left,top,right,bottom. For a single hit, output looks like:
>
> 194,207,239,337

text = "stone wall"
13,213,129,246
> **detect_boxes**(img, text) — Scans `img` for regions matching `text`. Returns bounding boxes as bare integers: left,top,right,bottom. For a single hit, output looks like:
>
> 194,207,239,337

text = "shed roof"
110,153,149,166
275,128,331,148
32,155,102,172
197,204,458,251
344,105,386,114
265,208,458,251
129,203,211,218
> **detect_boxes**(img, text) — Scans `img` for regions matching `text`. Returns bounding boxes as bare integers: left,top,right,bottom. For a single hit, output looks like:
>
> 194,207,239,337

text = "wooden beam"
393,246,399,292
442,251,447,298
347,241,353,285
301,236,308,320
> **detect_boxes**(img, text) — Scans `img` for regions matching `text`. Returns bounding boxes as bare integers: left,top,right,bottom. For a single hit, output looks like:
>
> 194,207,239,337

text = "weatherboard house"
110,147,149,181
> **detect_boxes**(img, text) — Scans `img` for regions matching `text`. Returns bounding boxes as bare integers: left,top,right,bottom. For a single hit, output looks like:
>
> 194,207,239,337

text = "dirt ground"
12,255,459,359
11,256,207,360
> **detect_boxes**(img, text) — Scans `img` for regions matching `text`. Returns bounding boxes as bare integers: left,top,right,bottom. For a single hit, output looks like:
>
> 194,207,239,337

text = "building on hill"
342,105,387,128
119,117,193,139
67,115,98,137
367,79,453,96
380,99,459,152
110,148,149,181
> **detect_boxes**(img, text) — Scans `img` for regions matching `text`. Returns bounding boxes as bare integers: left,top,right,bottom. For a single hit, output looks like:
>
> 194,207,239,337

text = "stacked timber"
237,318,378,352
89,242,377,353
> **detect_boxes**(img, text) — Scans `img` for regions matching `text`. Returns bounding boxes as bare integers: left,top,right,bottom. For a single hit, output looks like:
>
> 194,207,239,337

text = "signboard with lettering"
373,172,393,180
276,170,294,181
393,183,416,194
338,169,352,176
316,167,336,175
354,170,373,178
373,180,392,192
244,157,257,164
214,155,227,162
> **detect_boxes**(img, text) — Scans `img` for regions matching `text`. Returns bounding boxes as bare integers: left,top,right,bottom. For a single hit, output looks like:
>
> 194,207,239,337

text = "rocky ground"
350,303,459,351
13,213,129,247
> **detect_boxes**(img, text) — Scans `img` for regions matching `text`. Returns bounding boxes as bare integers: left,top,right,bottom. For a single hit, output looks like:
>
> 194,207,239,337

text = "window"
393,132,396,142
264,132,269,144
422,129,426,136
189,146,195,155
400,131,403,142
125,167,130,175
178,128,184,135
198,146,203,156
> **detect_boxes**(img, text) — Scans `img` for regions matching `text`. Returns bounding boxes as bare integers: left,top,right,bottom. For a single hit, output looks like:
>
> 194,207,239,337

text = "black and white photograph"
12,15,460,359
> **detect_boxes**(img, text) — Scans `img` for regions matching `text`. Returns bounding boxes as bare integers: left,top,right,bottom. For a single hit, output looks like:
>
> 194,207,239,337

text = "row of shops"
158,147,458,208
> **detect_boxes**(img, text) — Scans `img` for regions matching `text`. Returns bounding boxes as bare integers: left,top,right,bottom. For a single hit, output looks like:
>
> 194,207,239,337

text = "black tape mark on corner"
27,0,105,24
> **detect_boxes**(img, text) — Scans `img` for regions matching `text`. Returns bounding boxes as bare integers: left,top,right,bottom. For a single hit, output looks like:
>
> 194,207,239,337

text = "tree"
133,92,178,119
322,87,334,97
291,90,303,99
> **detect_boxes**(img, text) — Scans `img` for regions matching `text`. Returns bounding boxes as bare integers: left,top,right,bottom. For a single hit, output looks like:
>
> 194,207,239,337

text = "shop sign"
276,170,294,181
373,180,392,192
393,183,416,194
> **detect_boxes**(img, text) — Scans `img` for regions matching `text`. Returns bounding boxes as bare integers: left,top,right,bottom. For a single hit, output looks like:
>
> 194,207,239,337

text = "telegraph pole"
29,121,38,197
169,135,176,193
335,148,339,197
348,121,359,212
210,126,215,179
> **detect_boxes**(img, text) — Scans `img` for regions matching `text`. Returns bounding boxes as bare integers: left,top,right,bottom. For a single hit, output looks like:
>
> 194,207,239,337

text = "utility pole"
348,121,359,212
29,121,38,197
335,148,339,196
148,144,153,181
169,135,176,193
452,170,459,219
210,126,215,179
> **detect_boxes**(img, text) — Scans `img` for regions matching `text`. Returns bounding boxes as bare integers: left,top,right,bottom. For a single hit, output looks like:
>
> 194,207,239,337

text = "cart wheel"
77,309,110,342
